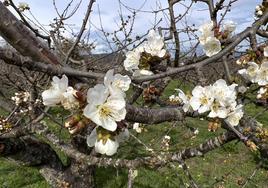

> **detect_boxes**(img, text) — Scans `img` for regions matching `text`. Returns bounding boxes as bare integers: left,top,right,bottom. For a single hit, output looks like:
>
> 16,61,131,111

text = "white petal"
198,104,210,114
192,86,204,96
189,97,201,111
264,46,268,57
61,87,79,109
183,104,191,112
106,95,126,111
94,140,108,155
87,84,109,105
100,117,118,132
144,29,166,57
104,69,114,87
223,20,236,33
199,21,214,34
104,139,119,156
42,89,62,106
133,70,154,77
113,74,131,91
123,49,141,72
203,37,221,57
87,128,97,147
83,104,102,125
52,75,68,91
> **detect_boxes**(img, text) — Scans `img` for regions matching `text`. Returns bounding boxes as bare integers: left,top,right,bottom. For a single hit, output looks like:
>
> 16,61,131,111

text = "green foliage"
0,158,49,188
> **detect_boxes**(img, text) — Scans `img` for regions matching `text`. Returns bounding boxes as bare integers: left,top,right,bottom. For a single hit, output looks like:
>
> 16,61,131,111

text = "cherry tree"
0,0,268,187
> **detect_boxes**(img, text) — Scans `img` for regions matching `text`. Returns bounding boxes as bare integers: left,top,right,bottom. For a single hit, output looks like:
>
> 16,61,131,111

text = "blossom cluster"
172,79,244,126
18,2,30,12
42,70,131,155
255,2,267,18
123,29,166,76
0,117,12,133
42,75,80,110
84,70,131,155
238,46,268,99
198,20,236,57
11,91,30,106
161,135,171,151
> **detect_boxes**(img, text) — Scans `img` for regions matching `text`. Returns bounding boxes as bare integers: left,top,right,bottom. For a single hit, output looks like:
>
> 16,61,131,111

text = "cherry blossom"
42,75,68,106
83,84,126,132
87,127,129,156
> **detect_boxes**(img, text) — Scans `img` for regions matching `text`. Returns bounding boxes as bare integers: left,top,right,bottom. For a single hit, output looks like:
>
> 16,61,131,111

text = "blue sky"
7,0,263,53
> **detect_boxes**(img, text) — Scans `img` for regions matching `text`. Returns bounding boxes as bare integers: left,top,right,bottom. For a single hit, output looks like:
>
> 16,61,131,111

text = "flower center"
248,67,257,76
113,80,121,88
96,127,114,144
200,96,208,105
99,105,112,118
212,101,220,111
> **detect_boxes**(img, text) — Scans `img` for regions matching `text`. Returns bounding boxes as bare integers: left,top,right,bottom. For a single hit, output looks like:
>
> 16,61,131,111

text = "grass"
1,79,268,187
0,158,49,188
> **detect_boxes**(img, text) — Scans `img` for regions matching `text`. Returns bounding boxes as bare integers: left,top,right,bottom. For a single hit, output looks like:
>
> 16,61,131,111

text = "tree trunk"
0,135,95,187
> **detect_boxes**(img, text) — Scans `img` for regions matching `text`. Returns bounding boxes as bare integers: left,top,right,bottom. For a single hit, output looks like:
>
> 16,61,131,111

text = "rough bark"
0,2,60,65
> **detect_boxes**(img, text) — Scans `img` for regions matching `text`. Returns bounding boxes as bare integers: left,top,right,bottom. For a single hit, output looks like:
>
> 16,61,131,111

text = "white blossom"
104,69,131,93
176,89,191,112
257,10,263,16
87,128,118,156
123,46,144,72
212,79,237,106
256,61,268,85
164,135,171,140
238,62,260,83
133,123,142,133
190,86,214,113
83,84,126,132
257,87,267,99
123,30,167,76
61,87,80,110
18,2,29,11
42,75,79,110
198,21,214,45
256,5,261,11
193,129,199,135
42,75,68,106
87,127,129,156
198,21,222,57
223,20,236,33
205,79,237,118
11,91,31,106
144,30,166,57
225,104,244,126
208,101,229,118
203,36,221,57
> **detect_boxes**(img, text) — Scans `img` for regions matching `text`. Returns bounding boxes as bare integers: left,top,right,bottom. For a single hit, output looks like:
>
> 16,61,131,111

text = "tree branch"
0,2,60,65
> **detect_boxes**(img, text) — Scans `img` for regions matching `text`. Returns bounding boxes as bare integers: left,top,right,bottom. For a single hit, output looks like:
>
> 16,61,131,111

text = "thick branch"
0,136,64,170
0,2,59,65
125,105,184,124
0,48,103,79
47,129,236,169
